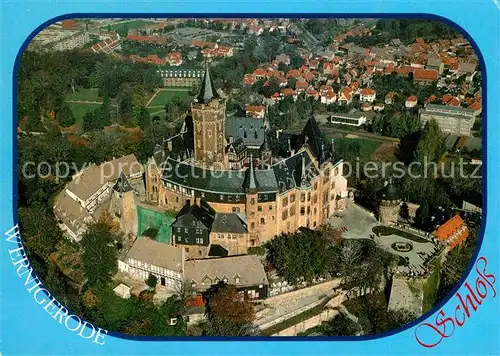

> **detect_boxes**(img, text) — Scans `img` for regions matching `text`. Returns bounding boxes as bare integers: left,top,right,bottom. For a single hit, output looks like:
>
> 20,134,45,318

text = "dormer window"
234,275,241,284
214,277,220,284
202,275,212,286
222,275,228,283
191,280,197,288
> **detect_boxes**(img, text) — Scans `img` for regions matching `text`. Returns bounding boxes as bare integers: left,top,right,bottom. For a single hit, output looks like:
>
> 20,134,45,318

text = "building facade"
419,104,476,136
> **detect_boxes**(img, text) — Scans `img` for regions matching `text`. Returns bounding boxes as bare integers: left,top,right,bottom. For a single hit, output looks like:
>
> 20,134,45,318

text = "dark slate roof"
113,171,134,193
208,244,229,257
272,150,319,193
260,133,272,152
211,213,248,234
294,116,329,164
225,117,265,148
197,66,220,104
165,115,194,161
226,137,247,155
380,180,401,201
163,158,278,194
173,201,216,230
276,131,300,157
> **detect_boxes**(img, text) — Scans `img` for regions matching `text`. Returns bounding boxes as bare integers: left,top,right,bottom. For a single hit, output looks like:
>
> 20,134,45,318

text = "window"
269,205,273,210
251,222,255,229
260,218,265,225
250,198,255,205
314,182,318,190
235,276,240,284
184,228,188,233
220,195,224,200
257,206,262,212
232,207,240,213
282,210,288,220
201,192,205,198
300,207,305,216
301,194,305,202
308,193,311,202
228,196,232,202
196,238,203,244
313,221,317,227
290,206,296,216
282,198,288,207
250,212,255,217
290,194,295,203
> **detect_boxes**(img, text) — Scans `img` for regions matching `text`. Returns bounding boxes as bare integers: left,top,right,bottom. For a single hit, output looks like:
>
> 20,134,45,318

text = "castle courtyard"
329,202,438,275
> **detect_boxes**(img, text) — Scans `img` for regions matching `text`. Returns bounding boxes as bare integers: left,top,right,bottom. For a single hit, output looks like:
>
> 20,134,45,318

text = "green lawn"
67,102,102,122
65,88,102,102
372,226,429,244
147,88,192,108
106,20,155,33
336,137,382,159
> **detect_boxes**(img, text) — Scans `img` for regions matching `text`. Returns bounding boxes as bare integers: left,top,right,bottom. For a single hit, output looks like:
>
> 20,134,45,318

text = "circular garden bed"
391,241,413,252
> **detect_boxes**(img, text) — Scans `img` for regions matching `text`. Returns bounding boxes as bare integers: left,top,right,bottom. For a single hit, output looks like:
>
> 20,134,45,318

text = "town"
18,18,482,337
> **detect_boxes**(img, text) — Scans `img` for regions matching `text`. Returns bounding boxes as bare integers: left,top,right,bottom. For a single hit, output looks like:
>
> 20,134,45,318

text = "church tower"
191,65,227,169
108,171,138,236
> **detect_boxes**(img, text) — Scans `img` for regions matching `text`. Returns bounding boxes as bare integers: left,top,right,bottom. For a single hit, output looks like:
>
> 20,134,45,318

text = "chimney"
167,140,173,151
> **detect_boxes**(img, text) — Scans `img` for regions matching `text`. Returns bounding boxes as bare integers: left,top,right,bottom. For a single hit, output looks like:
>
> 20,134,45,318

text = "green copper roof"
380,180,401,200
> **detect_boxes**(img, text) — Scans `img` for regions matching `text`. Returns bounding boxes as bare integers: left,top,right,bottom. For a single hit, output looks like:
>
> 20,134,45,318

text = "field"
67,102,102,122
65,88,101,103
146,87,192,108
336,137,382,159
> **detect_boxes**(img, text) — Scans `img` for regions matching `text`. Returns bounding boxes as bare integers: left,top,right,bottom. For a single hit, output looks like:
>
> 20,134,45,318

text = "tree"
136,106,152,131
56,103,76,127
318,312,361,336
265,229,335,284
202,283,256,336
415,119,445,163
146,274,158,290
80,222,119,287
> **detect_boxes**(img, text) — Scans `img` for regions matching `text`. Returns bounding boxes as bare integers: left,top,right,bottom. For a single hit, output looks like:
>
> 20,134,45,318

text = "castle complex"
144,66,349,258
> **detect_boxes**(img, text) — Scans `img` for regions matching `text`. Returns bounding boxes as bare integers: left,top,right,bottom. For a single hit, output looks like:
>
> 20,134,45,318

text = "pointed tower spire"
113,171,133,193
197,63,220,104
248,154,257,191
300,154,308,187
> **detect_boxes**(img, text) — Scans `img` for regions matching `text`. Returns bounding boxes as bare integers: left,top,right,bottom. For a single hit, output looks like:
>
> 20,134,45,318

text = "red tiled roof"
414,69,438,81
434,215,469,249
406,95,417,102
425,95,437,104
468,100,482,111
361,88,376,96
385,91,397,99
295,81,309,89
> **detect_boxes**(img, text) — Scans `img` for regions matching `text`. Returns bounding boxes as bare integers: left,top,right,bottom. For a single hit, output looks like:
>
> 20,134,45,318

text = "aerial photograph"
17,17,482,337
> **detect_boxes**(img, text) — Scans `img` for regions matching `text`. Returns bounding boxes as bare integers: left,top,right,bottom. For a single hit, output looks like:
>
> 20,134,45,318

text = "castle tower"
259,134,272,165
108,171,138,236
378,180,402,226
244,155,259,247
191,65,227,169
